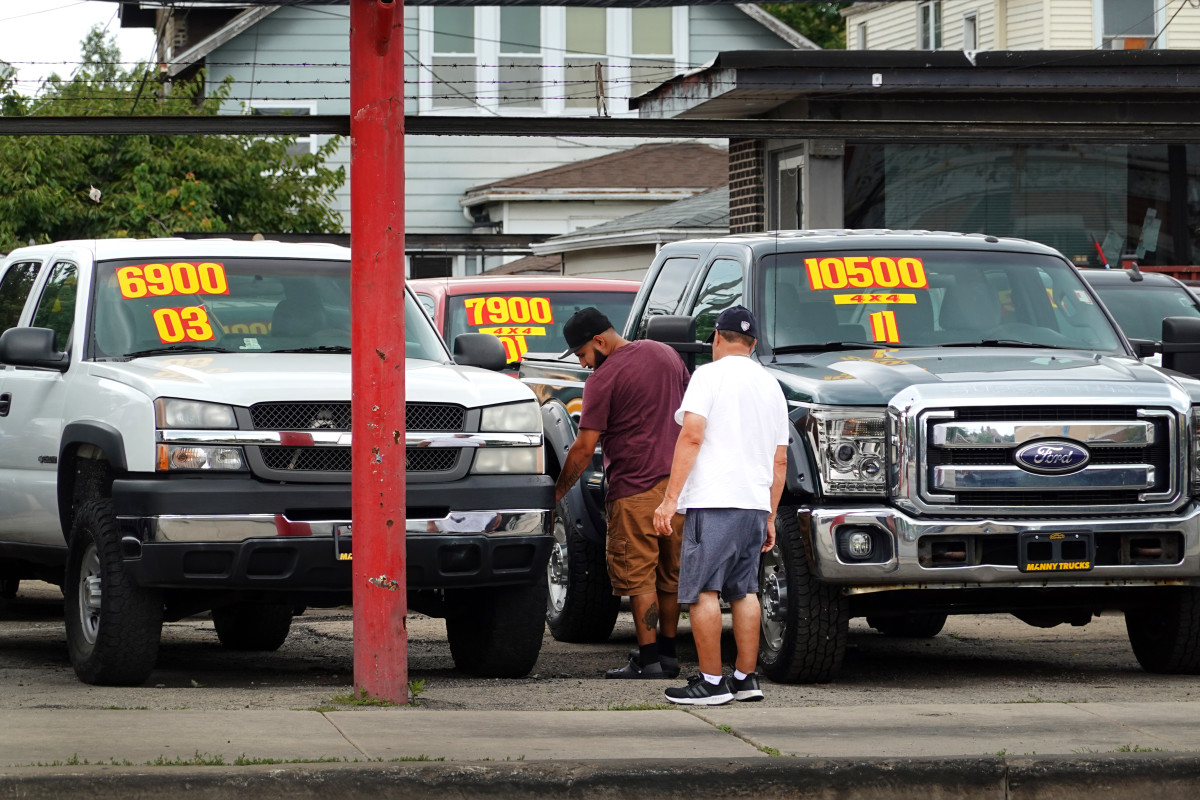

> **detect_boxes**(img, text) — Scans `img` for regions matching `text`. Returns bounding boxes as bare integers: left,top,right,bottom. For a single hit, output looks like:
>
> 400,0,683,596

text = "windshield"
761,249,1124,353
1086,282,1200,342
445,289,635,363
90,257,448,361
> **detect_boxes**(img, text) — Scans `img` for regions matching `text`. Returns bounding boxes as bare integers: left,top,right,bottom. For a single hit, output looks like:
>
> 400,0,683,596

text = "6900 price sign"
117,262,229,299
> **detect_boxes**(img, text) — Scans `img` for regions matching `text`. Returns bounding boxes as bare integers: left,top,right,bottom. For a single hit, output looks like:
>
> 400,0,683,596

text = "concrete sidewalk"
2,701,1200,797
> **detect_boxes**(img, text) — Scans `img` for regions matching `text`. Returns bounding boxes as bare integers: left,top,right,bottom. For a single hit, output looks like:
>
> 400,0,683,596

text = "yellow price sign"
117,262,229,299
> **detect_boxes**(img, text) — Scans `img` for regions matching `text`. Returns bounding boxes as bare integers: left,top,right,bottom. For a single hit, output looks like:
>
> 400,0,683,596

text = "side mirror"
1161,317,1200,378
453,332,508,371
1128,338,1159,360
646,315,697,345
0,327,68,372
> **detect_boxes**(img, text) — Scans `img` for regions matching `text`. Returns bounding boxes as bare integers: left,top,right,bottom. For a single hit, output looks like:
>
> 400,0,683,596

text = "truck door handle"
0,393,10,416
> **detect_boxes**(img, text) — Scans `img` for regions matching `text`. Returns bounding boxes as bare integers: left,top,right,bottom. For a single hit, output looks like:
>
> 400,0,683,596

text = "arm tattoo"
641,601,660,632
556,461,587,497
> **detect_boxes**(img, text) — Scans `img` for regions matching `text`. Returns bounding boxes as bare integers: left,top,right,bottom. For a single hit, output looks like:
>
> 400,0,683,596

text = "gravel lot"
3,580,1200,711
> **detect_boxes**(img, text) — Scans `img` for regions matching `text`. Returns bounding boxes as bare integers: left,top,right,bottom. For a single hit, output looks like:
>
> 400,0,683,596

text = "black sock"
639,641,659,666
657,634,677,658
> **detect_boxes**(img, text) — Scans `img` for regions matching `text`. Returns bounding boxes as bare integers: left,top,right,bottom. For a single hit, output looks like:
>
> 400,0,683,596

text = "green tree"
0,28,345,253
762,3,851,50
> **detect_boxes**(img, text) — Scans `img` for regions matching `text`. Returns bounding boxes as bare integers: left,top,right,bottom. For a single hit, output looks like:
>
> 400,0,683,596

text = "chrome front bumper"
126,509,550,543
807,502,1200,589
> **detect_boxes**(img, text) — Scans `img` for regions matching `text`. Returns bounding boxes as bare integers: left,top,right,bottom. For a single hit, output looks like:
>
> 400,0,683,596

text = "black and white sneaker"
664,674,734,706
605,655,668,679
731,672,764,702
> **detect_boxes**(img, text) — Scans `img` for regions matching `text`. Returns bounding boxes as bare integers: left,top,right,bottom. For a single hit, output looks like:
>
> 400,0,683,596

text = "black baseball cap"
560,307,614,358
705,305,759,343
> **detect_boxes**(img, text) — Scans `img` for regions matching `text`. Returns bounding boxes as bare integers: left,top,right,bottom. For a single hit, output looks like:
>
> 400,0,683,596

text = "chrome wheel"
758,543,788,652
77,543,103,647
547,513,570,614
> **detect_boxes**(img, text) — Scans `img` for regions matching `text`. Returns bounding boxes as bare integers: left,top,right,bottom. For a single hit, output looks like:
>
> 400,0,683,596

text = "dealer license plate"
1018,531,1094,573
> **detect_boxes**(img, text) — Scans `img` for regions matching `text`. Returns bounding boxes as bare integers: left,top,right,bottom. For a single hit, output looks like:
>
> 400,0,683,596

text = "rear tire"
447,581,547,678
758,506,848,683
212,601,294,651
0,578,17,600
546,497,619,643
1126,589,1200,673
867,612,947,638
64,499,163,686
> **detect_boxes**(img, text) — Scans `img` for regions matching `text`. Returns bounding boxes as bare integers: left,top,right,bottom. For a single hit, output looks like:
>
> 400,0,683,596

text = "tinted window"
1089,282,1200,342
636,256,696,339
760,250,1123,353
690,258,744,344
0,261,40,332
31,261,79,351
445,289,635,363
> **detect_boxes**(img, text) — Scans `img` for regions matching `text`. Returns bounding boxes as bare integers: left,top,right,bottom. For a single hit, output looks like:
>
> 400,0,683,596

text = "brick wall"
729,139,765,233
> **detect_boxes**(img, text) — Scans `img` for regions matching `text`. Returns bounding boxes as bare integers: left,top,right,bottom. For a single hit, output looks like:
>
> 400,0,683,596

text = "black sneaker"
664,674,734,706
605,654,668,679
626,647,680,678
731,672,764,702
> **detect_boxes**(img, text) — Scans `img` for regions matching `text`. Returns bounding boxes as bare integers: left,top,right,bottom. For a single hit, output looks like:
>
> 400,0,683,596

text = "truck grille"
250,402,466,432
261,446,459,473
919,405,1178,514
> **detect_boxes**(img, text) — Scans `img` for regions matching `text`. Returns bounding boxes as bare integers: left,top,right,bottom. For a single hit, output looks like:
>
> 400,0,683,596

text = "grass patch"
758,745,784,757
717,724,733,733
994,749,1007,757
328,688,399,708
1115,744,1166,753
408,679,427,707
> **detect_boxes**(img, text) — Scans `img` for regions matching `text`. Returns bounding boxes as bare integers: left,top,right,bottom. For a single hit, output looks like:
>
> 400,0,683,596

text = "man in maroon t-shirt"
555,307,690,678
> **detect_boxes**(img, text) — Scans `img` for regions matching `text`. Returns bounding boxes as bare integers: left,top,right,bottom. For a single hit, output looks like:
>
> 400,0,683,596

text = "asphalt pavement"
3,700,1200,798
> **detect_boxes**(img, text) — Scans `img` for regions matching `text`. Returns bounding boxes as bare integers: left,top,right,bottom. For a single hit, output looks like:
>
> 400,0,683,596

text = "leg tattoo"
641,600,660,632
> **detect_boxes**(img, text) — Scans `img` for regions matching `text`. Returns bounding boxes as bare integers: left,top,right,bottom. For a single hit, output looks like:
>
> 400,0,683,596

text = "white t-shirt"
674,355,790,511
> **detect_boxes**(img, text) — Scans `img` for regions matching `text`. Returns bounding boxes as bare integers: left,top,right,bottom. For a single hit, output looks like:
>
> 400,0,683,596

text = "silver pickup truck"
522,230,1200,683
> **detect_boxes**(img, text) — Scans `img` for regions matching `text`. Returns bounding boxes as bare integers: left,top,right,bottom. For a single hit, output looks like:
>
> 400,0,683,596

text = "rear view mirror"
1128,338,1159,359
1160,317,1200,378
645,315,706,372
0,327,68,372
453,333,508,371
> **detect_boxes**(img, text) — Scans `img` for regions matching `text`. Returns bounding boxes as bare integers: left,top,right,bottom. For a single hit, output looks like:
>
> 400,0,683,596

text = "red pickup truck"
408,276,640,375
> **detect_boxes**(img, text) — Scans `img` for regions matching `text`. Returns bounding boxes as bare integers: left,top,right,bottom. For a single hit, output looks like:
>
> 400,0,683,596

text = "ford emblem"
1013,440,1090,475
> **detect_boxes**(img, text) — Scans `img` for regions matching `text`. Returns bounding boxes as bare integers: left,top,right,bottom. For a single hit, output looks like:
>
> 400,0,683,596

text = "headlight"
472,447,543,474
480,401,540,433
1191,408,1200,493
155,398,237,429
807,406,887,497
157,444,246,471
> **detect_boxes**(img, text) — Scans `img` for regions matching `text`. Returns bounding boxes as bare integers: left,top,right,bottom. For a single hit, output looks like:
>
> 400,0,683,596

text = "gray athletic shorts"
677,507,768,605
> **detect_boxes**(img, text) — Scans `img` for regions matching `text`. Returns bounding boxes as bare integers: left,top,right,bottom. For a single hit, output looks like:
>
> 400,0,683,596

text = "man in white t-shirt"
652,305,790,706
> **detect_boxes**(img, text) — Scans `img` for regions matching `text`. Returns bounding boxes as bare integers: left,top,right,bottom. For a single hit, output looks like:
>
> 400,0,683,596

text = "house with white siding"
118,1,812,276
844,0,1200,52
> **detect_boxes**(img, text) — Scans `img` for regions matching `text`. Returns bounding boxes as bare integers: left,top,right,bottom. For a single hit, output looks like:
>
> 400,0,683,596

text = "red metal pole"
350,0,407,704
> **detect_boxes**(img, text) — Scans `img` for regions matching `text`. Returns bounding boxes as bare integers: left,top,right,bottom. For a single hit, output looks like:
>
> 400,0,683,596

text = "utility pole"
350,0,407,704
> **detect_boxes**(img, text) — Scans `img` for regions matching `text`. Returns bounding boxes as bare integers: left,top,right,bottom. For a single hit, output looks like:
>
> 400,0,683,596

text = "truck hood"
87,354,533,409
769,347,1200,407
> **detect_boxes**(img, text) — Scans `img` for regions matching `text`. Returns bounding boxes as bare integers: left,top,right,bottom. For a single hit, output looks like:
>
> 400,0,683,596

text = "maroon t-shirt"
578,339,690,502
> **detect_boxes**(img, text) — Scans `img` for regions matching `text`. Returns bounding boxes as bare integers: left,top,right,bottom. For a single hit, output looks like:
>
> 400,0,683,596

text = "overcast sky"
1,1,156,94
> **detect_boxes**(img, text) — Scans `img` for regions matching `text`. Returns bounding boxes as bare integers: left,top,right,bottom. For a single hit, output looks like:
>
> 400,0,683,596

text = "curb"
3,755,1200,799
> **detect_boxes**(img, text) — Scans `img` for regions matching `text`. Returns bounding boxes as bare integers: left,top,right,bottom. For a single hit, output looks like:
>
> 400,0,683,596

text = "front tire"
0,578,17,600
447,581,547,678
758,506,848,683
212,601,294,651
546,497,619,643
64,499,163,686
867,612,947,638
1126,589,1200,673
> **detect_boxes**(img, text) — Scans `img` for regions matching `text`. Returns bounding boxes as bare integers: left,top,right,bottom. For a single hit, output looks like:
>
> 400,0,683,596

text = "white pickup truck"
0,238,554,685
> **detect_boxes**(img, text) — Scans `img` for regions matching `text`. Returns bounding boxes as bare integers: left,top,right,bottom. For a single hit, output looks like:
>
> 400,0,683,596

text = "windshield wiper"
273,345,351,353
773,341,919,355
939,340,1075,349
123,344,234,358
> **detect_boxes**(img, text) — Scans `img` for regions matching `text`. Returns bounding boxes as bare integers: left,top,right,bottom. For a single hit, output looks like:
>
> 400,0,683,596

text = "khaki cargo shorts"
604,478,683,597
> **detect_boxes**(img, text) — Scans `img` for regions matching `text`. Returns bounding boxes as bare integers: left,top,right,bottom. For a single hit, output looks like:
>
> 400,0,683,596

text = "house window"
248,101,318,157
857,22,868,50
432,7,476,109
1103,0,1157,49
499,7,541,109
630,8,675,98
770,148,805,229
919,1,943,50
962,12,978,51
565,7,608,110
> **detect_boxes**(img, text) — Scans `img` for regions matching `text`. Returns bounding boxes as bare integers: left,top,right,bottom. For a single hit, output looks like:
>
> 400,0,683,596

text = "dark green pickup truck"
521,230,1200,683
